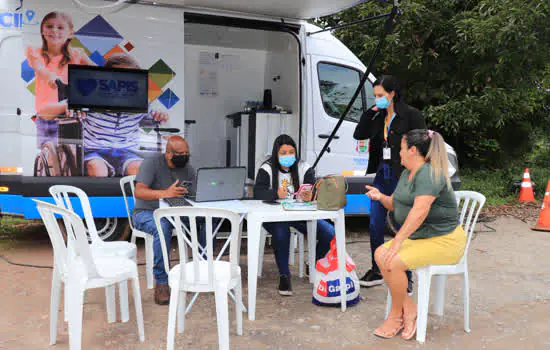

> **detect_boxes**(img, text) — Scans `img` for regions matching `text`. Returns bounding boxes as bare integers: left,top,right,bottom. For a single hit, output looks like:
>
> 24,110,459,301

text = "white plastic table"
187,200,347,321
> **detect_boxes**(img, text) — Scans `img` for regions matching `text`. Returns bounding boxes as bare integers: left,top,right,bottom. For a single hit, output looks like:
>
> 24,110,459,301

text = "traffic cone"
533,180,550,232
518,168,535,202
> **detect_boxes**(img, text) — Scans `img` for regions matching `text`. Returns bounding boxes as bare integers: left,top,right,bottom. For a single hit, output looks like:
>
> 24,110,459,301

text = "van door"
0,29,24,170
308,55,374,176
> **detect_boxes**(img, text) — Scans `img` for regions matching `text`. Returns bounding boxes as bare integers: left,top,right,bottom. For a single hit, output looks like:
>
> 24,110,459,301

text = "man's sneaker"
278,274,293,296
359,269,384,287
407,277,414,296
154,283,170,305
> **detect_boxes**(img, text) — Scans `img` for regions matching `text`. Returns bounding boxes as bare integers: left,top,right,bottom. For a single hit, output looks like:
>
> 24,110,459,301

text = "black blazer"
353,100,426,176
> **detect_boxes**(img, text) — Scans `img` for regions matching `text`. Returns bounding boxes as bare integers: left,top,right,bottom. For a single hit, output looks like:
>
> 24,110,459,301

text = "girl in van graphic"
25,11,94,147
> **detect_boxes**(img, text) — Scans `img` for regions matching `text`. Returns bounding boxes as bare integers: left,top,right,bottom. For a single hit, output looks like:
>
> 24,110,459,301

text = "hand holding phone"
295,184,313,196
295,184,313,201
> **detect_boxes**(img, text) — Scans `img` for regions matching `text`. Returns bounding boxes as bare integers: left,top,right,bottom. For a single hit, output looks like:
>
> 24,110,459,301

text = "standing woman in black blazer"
353,75,426,291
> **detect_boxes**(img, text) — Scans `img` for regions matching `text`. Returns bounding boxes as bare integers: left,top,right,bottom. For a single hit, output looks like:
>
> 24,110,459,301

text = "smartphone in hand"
295,184,313,197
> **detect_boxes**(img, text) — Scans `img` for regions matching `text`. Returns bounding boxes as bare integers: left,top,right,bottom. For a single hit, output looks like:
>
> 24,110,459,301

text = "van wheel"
94,218,130,241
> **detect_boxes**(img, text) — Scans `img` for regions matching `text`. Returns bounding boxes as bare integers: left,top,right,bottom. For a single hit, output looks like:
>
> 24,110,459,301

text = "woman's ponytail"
426,131,452,189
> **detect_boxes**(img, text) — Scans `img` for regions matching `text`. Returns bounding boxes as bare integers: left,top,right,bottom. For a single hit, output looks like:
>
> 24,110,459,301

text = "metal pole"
307,13,391,36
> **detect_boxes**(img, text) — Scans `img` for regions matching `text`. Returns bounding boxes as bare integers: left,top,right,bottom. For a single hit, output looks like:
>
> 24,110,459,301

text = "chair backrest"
49,185,100,243
120,175,137,231
34,199,99,279
455,190,486,264
153,207,241,289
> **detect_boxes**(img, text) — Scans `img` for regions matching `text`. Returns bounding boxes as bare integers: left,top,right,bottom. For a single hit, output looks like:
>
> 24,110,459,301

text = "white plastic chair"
120,175,176,289
49,185,138,329
35,200,145,350
258,227,305,278
385,190,486,343
154,206,243,350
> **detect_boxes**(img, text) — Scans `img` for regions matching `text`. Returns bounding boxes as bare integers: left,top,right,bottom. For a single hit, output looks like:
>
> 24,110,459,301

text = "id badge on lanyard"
383,146,391,161
383,113,396,162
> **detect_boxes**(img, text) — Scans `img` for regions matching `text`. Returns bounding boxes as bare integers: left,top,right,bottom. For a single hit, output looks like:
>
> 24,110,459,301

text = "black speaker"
262,89,272,110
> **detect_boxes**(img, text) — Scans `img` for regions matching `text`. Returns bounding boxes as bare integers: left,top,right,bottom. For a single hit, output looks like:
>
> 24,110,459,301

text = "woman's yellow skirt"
383,225,467,270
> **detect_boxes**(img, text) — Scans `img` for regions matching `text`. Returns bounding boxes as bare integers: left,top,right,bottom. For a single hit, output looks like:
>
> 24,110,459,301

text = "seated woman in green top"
365,129,465,340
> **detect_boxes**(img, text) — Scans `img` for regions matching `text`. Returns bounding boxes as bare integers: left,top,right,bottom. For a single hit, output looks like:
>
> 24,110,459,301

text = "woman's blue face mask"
279,155,296,167
375,96,391,109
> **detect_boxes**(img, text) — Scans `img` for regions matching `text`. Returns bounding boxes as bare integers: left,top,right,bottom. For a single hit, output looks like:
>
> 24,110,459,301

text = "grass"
0,216,45,250
460,166,550,207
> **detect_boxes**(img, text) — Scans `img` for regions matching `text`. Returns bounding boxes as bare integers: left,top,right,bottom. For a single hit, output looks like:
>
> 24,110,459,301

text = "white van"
0,0,460,240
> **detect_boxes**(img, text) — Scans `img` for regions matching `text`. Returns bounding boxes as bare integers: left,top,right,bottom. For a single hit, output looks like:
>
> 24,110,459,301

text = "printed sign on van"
20,8,181,178
0,9,38,28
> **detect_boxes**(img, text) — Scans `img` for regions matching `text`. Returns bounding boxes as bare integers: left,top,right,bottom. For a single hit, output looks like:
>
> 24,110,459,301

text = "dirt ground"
1,215,549,350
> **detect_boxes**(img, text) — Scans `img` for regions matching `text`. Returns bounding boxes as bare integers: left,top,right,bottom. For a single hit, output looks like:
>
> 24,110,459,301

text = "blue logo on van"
0,9,38,28
76,79,140,97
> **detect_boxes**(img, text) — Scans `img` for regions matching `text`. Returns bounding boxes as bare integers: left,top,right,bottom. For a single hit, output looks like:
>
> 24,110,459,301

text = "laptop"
194,167,246,202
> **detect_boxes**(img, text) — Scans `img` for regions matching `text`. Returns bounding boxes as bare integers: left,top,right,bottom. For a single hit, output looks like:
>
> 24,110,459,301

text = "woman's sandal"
401,313,418,340
373,316,404,339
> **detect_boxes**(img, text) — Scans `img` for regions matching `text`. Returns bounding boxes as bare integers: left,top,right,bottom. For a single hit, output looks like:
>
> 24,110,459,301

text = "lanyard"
383,113,397,142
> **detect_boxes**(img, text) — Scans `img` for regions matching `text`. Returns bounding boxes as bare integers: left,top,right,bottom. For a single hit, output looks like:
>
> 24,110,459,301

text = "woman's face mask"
278,144,297,168
279,155,296,167
375,96,391,109
373,85,394,109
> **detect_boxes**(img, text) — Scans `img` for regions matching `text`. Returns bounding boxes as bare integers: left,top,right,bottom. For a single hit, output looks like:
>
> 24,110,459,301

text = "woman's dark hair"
373,75,402,102
404,129,451,189
266,134,300,191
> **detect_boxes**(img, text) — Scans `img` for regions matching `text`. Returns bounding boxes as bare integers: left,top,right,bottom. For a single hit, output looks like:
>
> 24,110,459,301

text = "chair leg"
119,281,130,323
289,231,296,266
236,220,244,264
166,282,180,350
258,229,267,278
131,277,145,342
235,279,243,336
177,291,186,334
384,288,392,319
50,269,62,345
307,221,317,283
432,275,447,316
105,285,117,323
145,236,154,289
130,231,137,245
297,233,304,278
214,287,230,350
463,270,471,333
67,284,85,350
64,283,69,322
416,270,431,343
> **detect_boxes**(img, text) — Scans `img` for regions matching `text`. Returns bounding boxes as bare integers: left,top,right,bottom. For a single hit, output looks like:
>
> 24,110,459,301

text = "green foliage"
316,0,550,167
460,165,550,206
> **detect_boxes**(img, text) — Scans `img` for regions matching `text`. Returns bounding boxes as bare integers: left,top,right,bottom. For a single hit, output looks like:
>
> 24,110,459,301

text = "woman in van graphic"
26,11,94,147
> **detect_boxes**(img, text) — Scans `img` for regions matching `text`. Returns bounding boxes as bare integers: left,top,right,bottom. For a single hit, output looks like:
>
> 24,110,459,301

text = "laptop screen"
195,167,246,202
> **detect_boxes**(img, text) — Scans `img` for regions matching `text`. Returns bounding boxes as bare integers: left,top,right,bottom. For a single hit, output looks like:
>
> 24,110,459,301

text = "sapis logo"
77,79,98,96
76,79,140,98
0,9,38,28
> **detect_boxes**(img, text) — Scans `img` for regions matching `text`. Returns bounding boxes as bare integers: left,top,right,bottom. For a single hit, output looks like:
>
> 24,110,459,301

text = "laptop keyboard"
164,197,192,207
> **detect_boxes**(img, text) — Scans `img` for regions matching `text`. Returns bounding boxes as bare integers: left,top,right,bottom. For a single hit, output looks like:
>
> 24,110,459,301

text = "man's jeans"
133,210,209,285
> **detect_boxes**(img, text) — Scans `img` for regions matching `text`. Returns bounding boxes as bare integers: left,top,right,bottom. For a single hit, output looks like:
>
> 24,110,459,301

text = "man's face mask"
171,153,189,168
